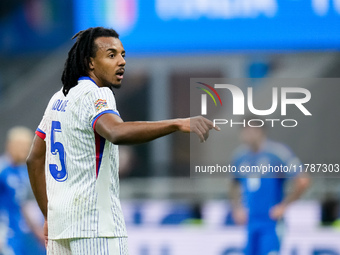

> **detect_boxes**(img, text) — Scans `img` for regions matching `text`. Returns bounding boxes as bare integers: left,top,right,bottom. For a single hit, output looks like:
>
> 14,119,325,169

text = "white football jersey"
36,77,127,239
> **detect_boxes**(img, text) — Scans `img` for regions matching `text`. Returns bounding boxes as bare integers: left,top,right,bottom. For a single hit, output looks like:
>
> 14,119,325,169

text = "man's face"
89,36,126,88
7,136,32,165
240,126,265,150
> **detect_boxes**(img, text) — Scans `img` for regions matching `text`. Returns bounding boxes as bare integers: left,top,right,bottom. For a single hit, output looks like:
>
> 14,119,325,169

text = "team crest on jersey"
95,99,108,112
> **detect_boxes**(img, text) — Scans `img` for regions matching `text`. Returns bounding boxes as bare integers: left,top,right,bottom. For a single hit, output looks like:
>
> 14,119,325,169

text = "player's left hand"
269,203,287,220
179,116,220,143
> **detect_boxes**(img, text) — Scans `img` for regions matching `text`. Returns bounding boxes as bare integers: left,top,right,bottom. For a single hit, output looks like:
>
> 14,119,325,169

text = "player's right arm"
26,135,47,219
94,114,220,144
26,135,48,246
269,173,310,220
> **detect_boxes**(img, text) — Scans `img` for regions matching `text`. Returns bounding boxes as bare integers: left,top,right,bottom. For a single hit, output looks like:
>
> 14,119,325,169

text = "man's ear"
88,57,95,70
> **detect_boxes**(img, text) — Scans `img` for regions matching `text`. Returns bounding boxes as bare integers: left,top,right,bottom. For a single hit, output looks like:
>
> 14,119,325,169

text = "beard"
109,83,121,94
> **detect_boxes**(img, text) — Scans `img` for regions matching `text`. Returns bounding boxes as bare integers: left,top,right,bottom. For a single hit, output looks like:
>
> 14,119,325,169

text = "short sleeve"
35,95,56,140
36,115,48,140
271,142,302,178
84,88,121,130
284,153,302,178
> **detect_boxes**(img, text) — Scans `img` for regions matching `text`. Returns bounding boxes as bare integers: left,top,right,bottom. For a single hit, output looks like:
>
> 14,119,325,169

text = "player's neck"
251,145,260,152
87,73,102,87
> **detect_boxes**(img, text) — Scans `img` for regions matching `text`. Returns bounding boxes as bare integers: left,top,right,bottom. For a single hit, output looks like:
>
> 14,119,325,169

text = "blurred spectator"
230,120,310,255
321,195,339,226
0,126,44,255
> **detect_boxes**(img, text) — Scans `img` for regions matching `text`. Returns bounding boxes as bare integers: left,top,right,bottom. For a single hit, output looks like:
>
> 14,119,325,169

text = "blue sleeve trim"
92,110,120,129
36,128,46,135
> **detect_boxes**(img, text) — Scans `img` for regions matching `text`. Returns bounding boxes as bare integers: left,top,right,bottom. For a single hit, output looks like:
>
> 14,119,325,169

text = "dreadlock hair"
61,27,119,96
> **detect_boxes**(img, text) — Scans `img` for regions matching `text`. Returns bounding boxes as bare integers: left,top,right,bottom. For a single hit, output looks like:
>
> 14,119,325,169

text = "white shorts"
47,237,129,255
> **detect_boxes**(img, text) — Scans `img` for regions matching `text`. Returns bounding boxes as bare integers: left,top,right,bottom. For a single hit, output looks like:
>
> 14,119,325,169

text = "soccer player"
230,122,310,255
0,126,44,255
26,27,219,255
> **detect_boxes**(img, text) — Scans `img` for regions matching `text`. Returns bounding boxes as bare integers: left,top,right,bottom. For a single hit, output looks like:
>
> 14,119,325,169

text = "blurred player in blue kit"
230,121,310,255
0,127,44,255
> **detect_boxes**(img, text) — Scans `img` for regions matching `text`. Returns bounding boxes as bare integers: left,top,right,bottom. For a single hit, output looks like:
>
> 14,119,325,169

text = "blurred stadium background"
1,0,340,254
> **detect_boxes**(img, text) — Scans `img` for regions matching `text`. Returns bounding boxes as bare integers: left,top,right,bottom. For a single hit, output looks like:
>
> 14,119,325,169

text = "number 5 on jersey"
49,121,68,182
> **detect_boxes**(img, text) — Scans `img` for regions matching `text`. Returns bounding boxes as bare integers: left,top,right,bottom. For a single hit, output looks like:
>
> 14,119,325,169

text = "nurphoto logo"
197,82,312,128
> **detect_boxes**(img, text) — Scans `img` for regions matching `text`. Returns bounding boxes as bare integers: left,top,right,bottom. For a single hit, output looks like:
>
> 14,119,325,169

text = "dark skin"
26,135,48,246
88,37,218,143
27,36,220,246
88,37,126,89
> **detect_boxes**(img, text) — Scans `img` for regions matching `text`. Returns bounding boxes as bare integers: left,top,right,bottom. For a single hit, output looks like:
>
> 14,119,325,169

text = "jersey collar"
78,76,98,86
